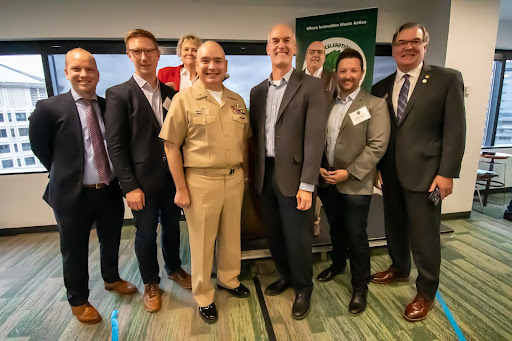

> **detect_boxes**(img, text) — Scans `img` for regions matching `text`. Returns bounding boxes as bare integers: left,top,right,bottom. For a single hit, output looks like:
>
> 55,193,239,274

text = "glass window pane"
21,142,31,151
373,56,396,84
24,156,35,165
0,129,7,138
493,60,512,146
0,144,10,153
0,113,4,122
0,55,48,174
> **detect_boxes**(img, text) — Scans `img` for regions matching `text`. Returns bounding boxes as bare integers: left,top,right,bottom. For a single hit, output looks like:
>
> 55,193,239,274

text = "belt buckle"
229,168,235,175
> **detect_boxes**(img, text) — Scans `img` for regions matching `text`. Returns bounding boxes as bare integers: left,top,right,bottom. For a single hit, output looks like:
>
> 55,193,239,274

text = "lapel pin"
425,75,430,78
422,79,427,83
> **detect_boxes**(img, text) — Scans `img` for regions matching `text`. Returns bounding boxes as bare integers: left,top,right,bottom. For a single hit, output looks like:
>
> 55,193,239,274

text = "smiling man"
104,29,191,313
29,48,136,324
249,24,328,320
371,22,466,321
160,41,251,324
316,48,389,315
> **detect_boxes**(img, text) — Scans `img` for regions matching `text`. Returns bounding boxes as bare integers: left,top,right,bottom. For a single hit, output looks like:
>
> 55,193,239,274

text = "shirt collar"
336,86,361,103
268,67,294,86
180,66,198,83
396,61,423,82
71,88,98,102
133,73,160,91
305,66,323,78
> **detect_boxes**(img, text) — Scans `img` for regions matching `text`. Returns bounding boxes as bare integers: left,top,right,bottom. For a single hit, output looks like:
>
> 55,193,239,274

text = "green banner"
296,8,378,92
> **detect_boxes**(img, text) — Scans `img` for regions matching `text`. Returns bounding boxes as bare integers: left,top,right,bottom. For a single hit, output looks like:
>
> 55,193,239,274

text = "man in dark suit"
317,48,390,315
371,23,466,321
29,48,136,324
250,24,327,320
105,29,191,313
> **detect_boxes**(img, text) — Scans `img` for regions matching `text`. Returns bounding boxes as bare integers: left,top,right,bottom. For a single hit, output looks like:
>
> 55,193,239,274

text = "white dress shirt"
179,66,198,90
305,66,324,78
71,88,114,185
133,73,163,126
392,62,423,115
326,87,361,167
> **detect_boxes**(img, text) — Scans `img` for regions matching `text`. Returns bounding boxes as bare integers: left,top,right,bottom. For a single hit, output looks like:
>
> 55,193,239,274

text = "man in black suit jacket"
105,29,191,313
250,24,327,320
371,23,466,321
29,48,136,324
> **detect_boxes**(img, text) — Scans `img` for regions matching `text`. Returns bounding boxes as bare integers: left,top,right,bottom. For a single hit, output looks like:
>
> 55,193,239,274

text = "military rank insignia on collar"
231,104,246,115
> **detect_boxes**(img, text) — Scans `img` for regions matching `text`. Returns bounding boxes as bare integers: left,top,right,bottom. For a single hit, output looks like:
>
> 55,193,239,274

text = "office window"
483,52,512,147
2,159,14,168
15,112,27,121
18,128,29,137
0,55,48,174
0,113,4,122
0,129,7,138
0,144,10,153
21,142,31,151
24,156,35,165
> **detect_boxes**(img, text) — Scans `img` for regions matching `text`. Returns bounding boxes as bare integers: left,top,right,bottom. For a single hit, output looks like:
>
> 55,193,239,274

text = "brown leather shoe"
143,284,162,313
403,294,434,322
104,279,137,295
70,302,102,324
370,268,409,284
168,268,192,290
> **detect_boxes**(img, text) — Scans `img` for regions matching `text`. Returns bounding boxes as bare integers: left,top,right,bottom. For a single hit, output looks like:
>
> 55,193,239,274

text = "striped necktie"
397,74,410,125
82,99,112,185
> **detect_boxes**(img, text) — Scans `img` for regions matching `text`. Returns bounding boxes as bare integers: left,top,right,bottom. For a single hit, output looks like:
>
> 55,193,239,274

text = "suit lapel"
276,69,301,122
128,77,161,131
256,81,268,136
400,64,431,126
64,91,85,161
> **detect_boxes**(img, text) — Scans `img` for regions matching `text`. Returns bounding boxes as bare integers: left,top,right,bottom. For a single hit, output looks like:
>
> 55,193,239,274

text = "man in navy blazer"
371,23,466,321
29,48,136,324
104,29,191,313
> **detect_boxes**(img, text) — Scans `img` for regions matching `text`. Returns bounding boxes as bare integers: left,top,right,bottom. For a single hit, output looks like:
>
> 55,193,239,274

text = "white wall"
0,0,484,228
443,0,501,214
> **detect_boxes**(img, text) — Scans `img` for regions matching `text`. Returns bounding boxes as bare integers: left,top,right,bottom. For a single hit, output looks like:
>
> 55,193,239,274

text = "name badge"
163,97,172,111
195,109,209,115
349,106,371,126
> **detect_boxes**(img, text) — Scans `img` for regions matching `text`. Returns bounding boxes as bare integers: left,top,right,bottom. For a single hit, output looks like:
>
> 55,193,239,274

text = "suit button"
163,156,167,161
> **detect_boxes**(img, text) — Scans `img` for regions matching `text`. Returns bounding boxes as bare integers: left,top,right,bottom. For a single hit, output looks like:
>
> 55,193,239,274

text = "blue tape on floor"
436,292,466,341
111,309,119,341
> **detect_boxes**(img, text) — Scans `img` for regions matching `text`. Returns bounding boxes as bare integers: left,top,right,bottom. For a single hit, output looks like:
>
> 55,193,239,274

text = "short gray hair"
176,34,203,57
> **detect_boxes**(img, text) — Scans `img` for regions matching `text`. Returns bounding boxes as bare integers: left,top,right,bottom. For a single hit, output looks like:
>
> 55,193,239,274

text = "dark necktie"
397,74,410,124
82,99,112,185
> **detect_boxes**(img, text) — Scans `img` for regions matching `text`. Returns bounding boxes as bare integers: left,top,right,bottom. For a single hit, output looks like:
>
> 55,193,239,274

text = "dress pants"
184,167,244,307
53,182,124,307
381,171,441,301
131,184,182,284
318,185,371,287
259,158,313,294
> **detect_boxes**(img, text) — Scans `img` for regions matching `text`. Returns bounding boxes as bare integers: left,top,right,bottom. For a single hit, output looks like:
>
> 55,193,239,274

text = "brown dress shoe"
143,284,162,313
168,268,192,290
104,279,137,295
370,268,409,284
404,294,434,322
70,302,102,324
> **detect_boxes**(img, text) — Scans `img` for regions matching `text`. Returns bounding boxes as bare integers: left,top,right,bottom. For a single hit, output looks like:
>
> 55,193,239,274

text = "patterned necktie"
82,99,112,185
397,74,410,125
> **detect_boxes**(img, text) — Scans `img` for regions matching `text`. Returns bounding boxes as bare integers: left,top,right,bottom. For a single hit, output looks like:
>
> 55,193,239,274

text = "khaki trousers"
184,168,244,307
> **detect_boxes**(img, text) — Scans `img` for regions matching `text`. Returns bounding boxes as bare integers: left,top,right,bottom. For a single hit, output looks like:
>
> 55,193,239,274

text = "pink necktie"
82,99,112,185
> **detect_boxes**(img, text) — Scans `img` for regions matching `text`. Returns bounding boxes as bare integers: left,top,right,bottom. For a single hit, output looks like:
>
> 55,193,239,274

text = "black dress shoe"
217,283,250,298
348,287,368,315
292,290,312,320
198,303,218,324
316,264,345,282
264,279,289,296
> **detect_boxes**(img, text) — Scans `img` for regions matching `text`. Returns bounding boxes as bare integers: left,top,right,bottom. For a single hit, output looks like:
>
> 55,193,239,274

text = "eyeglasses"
127,48,158,58
306,49,325,55
392,39,424,48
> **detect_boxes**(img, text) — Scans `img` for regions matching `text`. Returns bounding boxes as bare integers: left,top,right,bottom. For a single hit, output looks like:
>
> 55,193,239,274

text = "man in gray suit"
316,48,390,315
371,23,465,321
249,24,327,319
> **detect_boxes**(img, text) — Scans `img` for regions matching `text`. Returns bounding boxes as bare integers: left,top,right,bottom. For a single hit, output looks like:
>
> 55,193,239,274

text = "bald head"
305,41,326,74
64,48,99,98
196,41,227,91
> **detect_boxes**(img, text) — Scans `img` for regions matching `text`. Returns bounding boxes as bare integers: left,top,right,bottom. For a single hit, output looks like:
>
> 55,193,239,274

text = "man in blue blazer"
29,48,136,324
